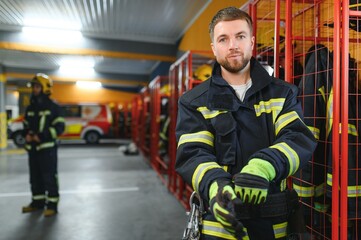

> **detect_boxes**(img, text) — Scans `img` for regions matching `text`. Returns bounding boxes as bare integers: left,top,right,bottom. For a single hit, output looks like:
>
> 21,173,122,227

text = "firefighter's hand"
234,158,275,204
32,134,40,143
209,180,246,238
25,134,33,143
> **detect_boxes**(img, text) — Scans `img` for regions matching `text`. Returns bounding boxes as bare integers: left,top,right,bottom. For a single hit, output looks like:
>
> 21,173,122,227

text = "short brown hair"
209,6,253,42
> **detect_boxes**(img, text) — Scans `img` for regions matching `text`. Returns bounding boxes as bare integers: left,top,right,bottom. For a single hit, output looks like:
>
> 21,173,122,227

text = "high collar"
207,57,273,111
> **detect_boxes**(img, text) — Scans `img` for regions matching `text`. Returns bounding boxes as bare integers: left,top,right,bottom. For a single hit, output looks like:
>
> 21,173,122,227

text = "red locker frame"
168,50,215,209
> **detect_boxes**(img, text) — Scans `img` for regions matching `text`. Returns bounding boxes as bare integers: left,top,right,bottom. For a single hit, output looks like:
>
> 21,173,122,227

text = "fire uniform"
176,58,317,239
23,74,65,215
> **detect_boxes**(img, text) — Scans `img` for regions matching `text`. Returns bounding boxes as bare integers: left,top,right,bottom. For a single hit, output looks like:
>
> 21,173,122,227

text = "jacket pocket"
211,112,236,166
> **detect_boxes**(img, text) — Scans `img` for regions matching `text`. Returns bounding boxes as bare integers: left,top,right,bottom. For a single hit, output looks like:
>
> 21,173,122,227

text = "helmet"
193,64,212,81
160,84,170,96
31,73,53,95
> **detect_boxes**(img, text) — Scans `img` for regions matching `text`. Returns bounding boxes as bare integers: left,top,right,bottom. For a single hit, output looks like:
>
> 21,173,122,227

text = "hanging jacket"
23,94,65,151
292,44,332,212
175,57,317,203
295,44,361,218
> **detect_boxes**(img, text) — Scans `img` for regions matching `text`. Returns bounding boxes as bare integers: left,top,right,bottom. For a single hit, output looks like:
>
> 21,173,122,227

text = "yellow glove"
234,159,275,204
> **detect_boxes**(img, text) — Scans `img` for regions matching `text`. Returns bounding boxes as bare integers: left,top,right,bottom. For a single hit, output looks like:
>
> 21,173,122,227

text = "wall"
51,83,136,105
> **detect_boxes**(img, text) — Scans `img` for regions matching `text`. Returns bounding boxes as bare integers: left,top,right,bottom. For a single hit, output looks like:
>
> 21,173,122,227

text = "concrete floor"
0,140,187,240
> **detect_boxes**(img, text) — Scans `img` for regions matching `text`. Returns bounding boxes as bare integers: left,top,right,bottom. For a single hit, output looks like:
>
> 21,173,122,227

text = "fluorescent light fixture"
58,58,95,77
76,81,102,89
22,26,83,44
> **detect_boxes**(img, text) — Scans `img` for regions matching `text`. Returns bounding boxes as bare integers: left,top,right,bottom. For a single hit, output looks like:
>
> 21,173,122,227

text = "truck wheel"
84,131,100,144
12,131,26,147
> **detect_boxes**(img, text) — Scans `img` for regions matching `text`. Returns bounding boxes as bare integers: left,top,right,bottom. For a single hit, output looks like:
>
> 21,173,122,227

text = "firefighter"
176,7,317,239
22,73,65,217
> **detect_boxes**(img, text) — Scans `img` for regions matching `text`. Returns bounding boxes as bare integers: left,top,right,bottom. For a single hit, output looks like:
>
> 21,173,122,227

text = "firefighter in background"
159,84,171,157
22,73,65,217
193,64,212,82
176,7,317,239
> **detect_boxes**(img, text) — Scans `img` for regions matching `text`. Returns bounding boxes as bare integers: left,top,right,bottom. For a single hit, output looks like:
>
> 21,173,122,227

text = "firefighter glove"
209,180,246,238
234,158,276,204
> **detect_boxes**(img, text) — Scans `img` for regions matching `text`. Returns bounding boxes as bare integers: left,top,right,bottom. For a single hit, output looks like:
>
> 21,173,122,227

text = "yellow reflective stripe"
275,111,300,136
293,183,314,197
270,142,299,176
327,173,332,186
192,162,222,193
348,185,361,197
318,86,326,102
52,117,65,125
202,220,249,240
33,194,46,200
47,197,59,203
307,126,320,140
39,110,51,116
49,127,57,139
273,222,287,239
38,110,52,132
254,98,285,122
197,106,227,119
177,131,214,148
36,142,55,150
338,123,358,136
280,179,287,191
328,173,361,197
27,111,35,116
326,88,333,138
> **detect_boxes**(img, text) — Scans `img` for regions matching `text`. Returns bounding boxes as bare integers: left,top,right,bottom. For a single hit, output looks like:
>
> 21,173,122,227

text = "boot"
22,200,45,213
43,202,58,217
43,208,57,217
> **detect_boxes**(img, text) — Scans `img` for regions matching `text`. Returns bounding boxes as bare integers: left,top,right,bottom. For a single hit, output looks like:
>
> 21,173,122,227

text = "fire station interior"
0,0,361,239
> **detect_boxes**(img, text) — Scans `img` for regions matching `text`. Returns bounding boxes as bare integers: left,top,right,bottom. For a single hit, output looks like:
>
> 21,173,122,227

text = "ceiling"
0,0,212,92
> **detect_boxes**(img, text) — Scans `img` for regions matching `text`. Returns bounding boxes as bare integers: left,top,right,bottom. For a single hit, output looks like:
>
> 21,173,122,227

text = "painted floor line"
0,187,139,198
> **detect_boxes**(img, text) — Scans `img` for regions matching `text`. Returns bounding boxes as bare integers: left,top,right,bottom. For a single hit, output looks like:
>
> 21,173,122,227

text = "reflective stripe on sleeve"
270,142,300,176
177,131,214,148
197,106,227,119
307,126,320,140
49,127,57,139
192,162,222,193
327,173,361,197
36,142,55,150
274,111,300,136
52,117,65,125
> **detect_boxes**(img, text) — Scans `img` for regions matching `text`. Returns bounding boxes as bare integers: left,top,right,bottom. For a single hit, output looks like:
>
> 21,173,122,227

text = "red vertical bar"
285,0,292,84
332,1,341,239
340,0,349,239
273,0,280,79
249,3,257,57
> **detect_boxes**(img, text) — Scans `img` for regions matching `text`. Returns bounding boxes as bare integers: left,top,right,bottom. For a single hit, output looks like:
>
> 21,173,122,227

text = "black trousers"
28,147,59,207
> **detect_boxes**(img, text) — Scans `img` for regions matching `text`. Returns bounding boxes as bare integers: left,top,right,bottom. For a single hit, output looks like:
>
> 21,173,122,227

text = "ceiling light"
76,81,102,89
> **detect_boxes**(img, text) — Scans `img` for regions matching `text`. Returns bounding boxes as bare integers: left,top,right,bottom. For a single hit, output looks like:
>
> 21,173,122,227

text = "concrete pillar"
0,67,7,149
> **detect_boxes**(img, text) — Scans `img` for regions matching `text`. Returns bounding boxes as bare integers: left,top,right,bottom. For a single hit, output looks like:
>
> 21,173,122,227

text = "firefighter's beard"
218,53,251,73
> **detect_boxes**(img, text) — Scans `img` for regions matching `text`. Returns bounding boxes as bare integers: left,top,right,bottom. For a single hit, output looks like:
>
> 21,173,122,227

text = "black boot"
22,200,45,213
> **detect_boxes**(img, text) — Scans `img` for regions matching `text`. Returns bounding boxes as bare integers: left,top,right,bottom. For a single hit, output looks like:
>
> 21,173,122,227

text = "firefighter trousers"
28,147,59,209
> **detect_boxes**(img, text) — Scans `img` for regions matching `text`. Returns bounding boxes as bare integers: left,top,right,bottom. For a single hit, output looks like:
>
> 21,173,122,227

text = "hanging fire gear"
22,73,65,216
295,44,361,236
176,58,317,239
